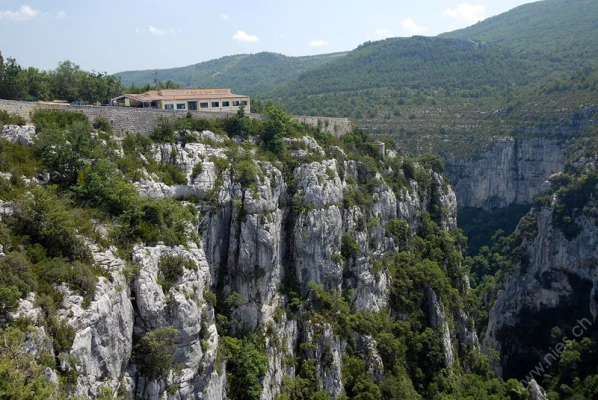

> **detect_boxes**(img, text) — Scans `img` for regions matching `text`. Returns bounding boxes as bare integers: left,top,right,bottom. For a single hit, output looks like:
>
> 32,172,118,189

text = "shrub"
191,162,204,179
386,218,409,243
159,164,188,186
92,115,113,133
15,187,92,262
340,233,360,259
31,109,90,132
222,335,268,400
35,126,98,186
150,116,176,143
158,254,197,292
139,327,178,381
0,110,26,125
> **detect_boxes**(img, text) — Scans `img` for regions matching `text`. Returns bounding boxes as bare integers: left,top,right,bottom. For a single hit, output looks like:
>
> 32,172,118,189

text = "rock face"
445,138,568,210
5,131,477,399
483,149,598,381
1,124,36,145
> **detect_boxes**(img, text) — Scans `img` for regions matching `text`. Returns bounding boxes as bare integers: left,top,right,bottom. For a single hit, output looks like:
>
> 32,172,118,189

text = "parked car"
71,101,85,106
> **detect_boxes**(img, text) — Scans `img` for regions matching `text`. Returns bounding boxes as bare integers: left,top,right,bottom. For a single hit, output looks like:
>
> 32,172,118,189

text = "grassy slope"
115,51,347,95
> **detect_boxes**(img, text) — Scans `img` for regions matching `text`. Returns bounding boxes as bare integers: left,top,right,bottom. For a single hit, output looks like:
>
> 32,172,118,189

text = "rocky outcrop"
131,242,225,400
446,137,568,210
1,124,36,145
484,149,598,379
1,129,476,399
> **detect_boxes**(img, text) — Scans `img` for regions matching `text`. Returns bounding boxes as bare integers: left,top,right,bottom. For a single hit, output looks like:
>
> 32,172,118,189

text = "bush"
150,116,176,143
222,335,268,400
341,233,360,259
0,110,26,125
31,109,90,132
116,197,195,247
139,327,178,381
386,218,410,244
92,115,113,133
158,254,197,292
15,187,92,262
35,126,99,186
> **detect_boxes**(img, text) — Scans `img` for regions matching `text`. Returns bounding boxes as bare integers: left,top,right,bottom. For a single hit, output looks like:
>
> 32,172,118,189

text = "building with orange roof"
111,88,250,112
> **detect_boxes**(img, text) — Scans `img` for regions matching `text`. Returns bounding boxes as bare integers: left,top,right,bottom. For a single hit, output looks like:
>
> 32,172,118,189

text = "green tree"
223,335,268,400
52,60,81,102
261,105,289,154
0,57,26,100
139,327,179,381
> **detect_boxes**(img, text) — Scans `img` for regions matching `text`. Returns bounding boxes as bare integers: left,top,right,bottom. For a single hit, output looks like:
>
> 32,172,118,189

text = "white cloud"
233,30,259,43
400,18,427,35
309,40,328,47
221,13,229,20
135,28,140,34
148,25,175,36
375,28,392,39
0,5,40,21
444,3,486,24
56,10,66,19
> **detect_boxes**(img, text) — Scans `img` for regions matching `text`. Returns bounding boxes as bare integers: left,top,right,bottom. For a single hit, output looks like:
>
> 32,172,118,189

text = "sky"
0,0,540,74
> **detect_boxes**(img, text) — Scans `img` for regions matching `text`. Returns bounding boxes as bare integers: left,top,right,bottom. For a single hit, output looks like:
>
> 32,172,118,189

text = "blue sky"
0,0,539,74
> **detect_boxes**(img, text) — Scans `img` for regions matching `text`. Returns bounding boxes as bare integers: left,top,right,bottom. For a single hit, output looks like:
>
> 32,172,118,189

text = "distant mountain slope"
115,51,347,95
441,0,598,64
262,36,569,117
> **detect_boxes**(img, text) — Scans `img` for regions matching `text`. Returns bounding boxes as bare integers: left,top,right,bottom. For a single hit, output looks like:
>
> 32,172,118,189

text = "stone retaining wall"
0,99,352,137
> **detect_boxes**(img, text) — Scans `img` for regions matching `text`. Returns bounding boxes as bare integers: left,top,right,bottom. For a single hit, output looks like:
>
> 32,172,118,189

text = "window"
232,100,240,106
200,102,209,109
211,101,220,108
240,100,248,106
188,101,197,111
177,103,186,110
222,101,230,107
164,104,174,110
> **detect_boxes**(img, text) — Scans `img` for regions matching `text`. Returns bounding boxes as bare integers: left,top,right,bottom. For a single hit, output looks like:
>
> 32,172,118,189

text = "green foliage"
158,254,197,292
222,335,268,400
225,291,247,309
138,327,178,381
0,110,26,125
0,326,60,398
342,356,382,400
31,109,91,132
14,186,92,262
340,233,360,260
385,218,409,246
442,0,598,69
116,197,195,247
262,105,290,154
0,139,41,178
35,122,97,185
150,116,176,143
92,115,113,133
116,52,345,96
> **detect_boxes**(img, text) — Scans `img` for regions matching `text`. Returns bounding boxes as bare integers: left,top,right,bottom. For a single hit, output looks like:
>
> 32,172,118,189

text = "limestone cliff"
445,137,568,210
483,141,598,380
0,123,481,399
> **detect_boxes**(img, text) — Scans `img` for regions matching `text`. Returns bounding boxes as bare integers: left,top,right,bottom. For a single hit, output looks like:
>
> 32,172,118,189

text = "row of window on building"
164,100,248,110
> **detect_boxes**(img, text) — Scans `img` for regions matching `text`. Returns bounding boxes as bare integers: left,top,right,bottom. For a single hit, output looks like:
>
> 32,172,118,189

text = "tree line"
0,53,180,104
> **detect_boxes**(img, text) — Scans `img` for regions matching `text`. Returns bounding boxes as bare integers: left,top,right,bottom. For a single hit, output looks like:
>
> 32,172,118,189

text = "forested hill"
440,0,598,66
115,51,347,95
266,36,563,97
260,36,571,117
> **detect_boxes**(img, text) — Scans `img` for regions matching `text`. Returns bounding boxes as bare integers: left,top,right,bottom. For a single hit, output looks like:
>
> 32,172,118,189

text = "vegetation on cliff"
0,108,534,398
